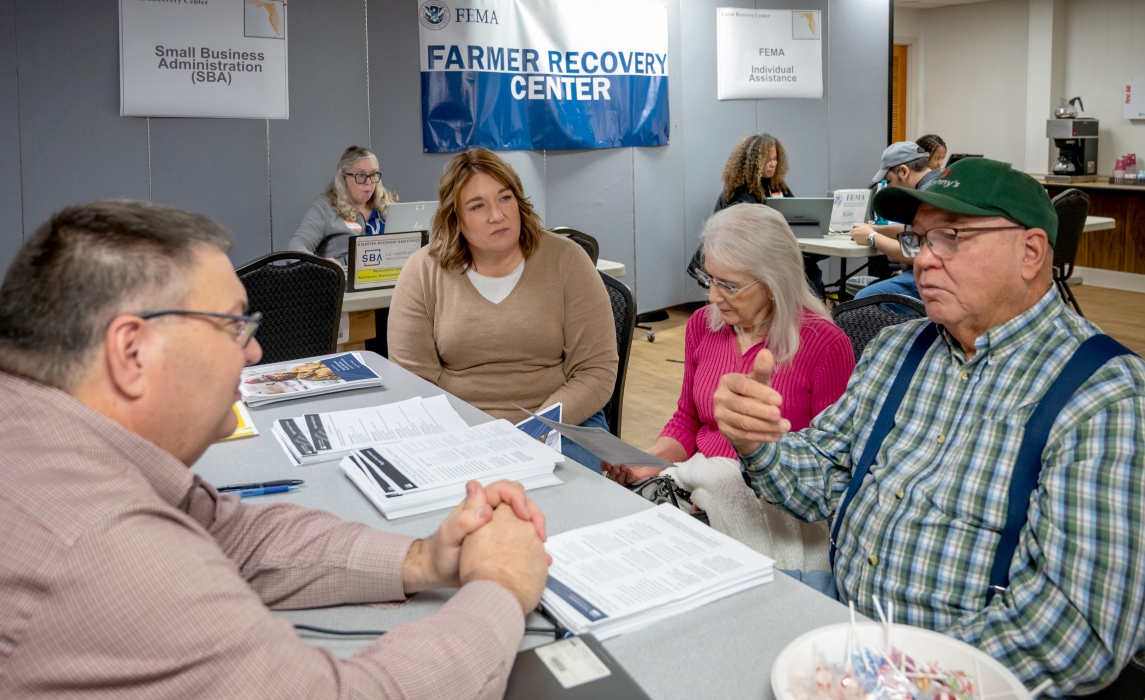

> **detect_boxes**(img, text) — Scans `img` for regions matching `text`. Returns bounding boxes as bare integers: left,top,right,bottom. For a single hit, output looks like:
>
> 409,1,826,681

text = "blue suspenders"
829,325,1135,605
829,323,938,569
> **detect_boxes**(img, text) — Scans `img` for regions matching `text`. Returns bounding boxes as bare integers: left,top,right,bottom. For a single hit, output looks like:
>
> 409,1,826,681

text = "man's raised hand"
713,349,790,455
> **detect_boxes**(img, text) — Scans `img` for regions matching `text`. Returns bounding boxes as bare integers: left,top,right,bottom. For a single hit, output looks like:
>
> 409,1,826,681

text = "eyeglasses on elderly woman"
695,269,760,296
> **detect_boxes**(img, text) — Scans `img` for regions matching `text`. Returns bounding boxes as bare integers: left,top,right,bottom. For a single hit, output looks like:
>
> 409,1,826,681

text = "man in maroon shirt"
0,200,549,698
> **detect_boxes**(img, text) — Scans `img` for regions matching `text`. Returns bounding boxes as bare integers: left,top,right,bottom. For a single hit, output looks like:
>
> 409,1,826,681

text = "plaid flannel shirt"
743,289,1145,695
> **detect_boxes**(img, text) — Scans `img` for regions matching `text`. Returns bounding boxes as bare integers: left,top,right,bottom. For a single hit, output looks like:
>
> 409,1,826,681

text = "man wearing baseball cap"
849,141,938,300
715,158,1145,695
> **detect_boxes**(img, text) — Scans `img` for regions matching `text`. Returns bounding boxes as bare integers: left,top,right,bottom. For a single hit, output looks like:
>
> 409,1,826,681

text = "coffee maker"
1045,118,1099,183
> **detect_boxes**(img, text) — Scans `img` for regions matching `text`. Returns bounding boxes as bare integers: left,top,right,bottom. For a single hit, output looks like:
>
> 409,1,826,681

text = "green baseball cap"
871,157,1059,244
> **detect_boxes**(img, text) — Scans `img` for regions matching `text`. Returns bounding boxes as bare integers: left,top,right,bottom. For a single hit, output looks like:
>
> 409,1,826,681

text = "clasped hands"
403,480,550,614
604,349,789,486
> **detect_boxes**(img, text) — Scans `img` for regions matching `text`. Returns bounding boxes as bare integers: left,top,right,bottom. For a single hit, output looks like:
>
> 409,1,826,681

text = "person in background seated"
688,133,826,292
388,148,618,473
0,200,549,699
916,133,947,171
714,159,1145,694
849,141,938,301
288,145,399,268
606,204,854,592
715,132,793,207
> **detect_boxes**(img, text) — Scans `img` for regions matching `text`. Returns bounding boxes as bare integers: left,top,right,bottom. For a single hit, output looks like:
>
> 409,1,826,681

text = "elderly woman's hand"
602,463,665,485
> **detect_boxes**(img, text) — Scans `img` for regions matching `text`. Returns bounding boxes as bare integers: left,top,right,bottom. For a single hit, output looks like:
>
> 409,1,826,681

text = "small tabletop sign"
348,231,427,291
829,189,870,233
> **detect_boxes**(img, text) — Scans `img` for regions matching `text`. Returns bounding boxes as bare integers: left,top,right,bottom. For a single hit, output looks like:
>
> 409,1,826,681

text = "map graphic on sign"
792,11,819,40
245,0,285,39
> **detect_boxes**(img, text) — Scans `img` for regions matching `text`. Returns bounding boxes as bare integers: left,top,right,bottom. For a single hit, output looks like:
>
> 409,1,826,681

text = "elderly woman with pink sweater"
606,204,854,593
612,203,854,474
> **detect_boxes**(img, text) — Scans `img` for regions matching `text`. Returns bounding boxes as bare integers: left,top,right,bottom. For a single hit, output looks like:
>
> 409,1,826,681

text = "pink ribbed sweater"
659,307,856,459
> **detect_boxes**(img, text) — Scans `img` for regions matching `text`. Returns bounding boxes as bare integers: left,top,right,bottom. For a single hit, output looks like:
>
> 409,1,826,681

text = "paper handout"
272,394,469,465
515,406,674,469
340,419,563,519
540,504,774,640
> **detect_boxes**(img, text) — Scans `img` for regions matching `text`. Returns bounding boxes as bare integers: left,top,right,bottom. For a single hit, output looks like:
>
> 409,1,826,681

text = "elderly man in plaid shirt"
714,158,1145,696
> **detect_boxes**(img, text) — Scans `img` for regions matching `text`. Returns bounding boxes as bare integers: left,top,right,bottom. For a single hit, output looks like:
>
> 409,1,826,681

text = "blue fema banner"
418,0,670,152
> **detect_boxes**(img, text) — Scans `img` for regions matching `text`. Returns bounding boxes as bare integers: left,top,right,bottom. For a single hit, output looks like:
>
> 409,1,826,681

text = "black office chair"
599,271,635,437
552,227,600,264
831,293,926,363
1050,188,1091,317
236,251,345,364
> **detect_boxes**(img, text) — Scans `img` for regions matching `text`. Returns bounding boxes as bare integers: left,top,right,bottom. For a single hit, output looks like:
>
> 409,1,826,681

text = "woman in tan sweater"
388,148,618,472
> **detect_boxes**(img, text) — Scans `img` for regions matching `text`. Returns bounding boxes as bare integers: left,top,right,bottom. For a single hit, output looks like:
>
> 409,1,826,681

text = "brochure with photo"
515,402,562,453
240,352,383,406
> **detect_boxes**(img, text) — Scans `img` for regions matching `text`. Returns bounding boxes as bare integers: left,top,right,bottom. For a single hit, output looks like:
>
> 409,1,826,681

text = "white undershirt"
466,260,525,304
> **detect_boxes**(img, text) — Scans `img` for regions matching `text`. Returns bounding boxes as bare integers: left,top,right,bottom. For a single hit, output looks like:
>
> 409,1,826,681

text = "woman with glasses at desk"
388,148,618,473
287,145,399,268
608,204,853,593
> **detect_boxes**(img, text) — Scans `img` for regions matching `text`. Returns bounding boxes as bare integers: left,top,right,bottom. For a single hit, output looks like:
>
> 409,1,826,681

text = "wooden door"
892,45,908,143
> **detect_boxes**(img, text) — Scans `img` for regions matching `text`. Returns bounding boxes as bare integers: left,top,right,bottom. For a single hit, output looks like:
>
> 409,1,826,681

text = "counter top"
1032,176,1145,193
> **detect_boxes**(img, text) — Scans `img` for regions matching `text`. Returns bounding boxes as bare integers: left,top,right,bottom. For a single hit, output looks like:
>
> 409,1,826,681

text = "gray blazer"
287,197,381,266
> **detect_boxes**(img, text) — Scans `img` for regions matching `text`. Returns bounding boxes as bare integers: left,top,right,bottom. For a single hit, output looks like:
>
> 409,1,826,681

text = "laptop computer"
384,201,438,234
767,197,835,238
505,634,651,700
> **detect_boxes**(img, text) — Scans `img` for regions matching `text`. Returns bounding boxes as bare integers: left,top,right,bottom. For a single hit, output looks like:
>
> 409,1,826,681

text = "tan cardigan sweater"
388,232,618,425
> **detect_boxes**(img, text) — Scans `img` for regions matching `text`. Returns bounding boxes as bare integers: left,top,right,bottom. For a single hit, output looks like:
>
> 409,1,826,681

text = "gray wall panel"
681,0,756,304
15,0,149,234
758,0,830,199
368,0,451,205
634,144,685,312
0,0,22,273
546,148,634,285
827,2,889,191
270,0,372,252
633,0,686,313
149,119,271,267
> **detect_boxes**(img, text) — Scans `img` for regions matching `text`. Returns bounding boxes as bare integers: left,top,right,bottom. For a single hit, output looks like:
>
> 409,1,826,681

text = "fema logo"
420,0,450,30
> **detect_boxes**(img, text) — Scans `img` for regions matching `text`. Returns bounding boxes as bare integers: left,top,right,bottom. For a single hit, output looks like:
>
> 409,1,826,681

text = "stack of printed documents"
340,419,564,519
240,353,383,406
271,395,470,465
540,505,774,640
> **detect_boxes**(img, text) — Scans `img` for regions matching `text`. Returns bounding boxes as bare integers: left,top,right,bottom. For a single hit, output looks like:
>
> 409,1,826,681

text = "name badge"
344,221,363,233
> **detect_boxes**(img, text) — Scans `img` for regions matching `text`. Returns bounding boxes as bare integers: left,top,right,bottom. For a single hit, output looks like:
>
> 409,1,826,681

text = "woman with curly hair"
716,133,792,207
689,133,824,290
288,145,400,268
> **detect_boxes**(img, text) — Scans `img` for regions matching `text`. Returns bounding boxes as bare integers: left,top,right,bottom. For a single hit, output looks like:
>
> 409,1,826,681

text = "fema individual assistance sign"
716,8,822,100
119,0,288,119
419,0,669,152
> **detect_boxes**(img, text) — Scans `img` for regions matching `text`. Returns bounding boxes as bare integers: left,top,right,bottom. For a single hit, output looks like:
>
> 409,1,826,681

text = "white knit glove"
664,453,830,572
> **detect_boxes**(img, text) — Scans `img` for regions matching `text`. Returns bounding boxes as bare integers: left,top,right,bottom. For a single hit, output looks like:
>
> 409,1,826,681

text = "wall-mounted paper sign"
716,8,823,100
119,0,289,118
349,232,428,292
1125,80,1145,120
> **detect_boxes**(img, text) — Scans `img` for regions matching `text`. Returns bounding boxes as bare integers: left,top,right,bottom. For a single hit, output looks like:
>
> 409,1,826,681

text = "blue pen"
236,484,299,498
